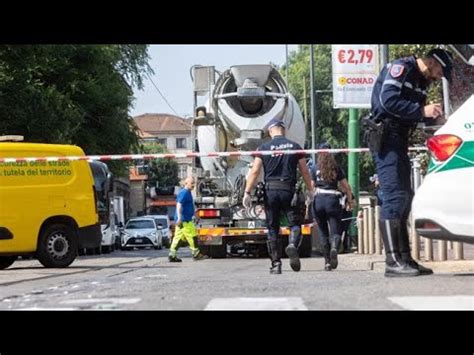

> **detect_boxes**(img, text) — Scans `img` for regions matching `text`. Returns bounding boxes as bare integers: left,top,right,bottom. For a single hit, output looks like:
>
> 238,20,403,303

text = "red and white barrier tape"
0,147,427,164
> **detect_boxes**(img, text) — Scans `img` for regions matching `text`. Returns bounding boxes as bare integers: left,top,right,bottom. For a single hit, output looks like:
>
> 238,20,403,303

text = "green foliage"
281,44,471,189
141,141,179,189
282,45,374,190
0,45,152,177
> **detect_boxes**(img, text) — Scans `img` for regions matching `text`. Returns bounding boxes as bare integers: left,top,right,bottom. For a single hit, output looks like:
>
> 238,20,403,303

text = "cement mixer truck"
191,64,312,258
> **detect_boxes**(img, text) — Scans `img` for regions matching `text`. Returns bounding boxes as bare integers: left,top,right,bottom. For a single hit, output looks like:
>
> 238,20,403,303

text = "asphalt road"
0,248,473,310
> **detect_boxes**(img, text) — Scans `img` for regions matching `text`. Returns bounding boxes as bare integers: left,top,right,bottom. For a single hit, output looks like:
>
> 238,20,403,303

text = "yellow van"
0,141,102,269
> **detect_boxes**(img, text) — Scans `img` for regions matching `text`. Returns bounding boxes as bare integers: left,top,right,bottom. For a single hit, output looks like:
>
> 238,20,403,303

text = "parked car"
412,95,474,244
100,224,116,253
121,217,163,250
143,215,172,248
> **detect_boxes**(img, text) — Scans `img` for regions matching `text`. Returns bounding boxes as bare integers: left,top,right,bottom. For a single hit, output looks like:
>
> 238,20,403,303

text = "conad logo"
338,77,374,85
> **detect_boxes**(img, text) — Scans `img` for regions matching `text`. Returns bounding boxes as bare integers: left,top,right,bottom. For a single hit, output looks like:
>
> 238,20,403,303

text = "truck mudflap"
77,223,102,249
197,224,312,245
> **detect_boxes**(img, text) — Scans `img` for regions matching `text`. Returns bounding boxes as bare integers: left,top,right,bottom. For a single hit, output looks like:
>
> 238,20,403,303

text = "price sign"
337,48,374,65
332,45,380,108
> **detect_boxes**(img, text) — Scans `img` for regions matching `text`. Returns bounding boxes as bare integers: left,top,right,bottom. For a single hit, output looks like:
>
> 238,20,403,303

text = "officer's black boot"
322,244,332,271
267,239,282,274
399,220,433,275
329,234,341,269
380,219,420,277
285,227,301,272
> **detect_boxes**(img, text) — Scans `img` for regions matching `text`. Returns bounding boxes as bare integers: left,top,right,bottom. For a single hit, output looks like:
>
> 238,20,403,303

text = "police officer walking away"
243,118,313,274
366,48,454,277
311,143,354,271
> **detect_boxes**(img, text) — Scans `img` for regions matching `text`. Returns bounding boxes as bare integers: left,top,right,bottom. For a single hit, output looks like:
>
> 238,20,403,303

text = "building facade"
133,113,193,180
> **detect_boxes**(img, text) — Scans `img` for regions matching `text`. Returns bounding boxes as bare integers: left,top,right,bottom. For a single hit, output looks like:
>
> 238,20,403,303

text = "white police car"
412,95,474,244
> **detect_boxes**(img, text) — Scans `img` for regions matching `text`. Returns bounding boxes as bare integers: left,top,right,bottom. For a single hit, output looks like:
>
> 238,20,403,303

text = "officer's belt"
315,188,342,195
382,118,413,132
265,180,294,191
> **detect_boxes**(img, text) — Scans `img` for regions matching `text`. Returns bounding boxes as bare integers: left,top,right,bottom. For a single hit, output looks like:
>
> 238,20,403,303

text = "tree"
141,141,180,189
282,45,373,190
0,45,152,176
281,44,472,190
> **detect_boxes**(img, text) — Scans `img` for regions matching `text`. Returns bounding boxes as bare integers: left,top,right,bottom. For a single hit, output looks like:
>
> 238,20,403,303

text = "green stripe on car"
428,141,474,174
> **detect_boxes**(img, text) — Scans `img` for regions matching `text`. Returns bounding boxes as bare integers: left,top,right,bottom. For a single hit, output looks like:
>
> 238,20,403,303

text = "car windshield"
154,218,168,228
126,220,155,229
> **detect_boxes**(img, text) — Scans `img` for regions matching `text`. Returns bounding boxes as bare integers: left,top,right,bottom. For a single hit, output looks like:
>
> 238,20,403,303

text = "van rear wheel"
37,224,78,268
0,256,17,270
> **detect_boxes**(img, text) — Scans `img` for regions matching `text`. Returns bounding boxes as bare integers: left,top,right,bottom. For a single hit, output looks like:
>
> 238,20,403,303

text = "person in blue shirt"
368,48,453,277
168,176,208,262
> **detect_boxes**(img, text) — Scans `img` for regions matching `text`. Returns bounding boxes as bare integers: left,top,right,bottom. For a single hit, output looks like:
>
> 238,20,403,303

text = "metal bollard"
363,208,369,254
454,242,464,260
368,206,374,254
375,206,382,254
424,237,433,262
357,213,363,254
438,240,448,261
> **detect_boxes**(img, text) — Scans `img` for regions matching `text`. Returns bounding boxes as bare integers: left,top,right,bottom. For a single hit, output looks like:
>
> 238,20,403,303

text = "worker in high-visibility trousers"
168,176,208,262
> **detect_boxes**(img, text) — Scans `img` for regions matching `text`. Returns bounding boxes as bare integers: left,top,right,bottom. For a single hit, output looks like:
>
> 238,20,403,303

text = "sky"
129,45,299,118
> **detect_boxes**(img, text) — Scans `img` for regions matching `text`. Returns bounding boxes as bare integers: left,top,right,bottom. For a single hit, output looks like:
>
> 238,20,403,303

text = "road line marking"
14,307,79,310
388,295,474,310
60,298,141,305
205,297,308,310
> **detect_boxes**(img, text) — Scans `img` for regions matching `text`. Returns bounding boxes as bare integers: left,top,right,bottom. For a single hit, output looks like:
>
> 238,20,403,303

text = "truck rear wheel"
0,256,17,270
209,241,227,258
37,224,78,268
299,236,312,258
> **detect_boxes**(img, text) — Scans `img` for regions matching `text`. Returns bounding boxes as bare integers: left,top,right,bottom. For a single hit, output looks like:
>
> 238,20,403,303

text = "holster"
256,181,266,203
361,115,386,153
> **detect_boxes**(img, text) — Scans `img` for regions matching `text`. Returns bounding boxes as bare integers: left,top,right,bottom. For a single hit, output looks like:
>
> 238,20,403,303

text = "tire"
299,236,312,258
281,238,289,258
209,241,227,258
36,224,78,268
0,256,17,270
198,245,210,256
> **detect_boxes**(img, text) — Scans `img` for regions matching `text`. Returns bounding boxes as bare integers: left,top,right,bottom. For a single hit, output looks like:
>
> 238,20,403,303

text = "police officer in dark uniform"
243,118,313,274
311,143,354,271
366,48,454,277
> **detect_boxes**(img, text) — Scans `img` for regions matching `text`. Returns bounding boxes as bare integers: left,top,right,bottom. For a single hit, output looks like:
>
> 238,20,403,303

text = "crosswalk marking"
205,297,308,310
388,296,474,310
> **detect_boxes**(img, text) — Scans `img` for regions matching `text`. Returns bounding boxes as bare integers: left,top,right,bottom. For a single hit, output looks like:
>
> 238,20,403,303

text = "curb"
341,253,474,274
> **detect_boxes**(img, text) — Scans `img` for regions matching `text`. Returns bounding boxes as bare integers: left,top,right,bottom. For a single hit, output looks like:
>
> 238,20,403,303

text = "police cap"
267,118,286,130
427,48,454,82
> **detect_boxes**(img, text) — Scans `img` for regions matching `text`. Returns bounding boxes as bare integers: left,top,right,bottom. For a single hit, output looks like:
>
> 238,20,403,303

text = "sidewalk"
340,245,474,274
